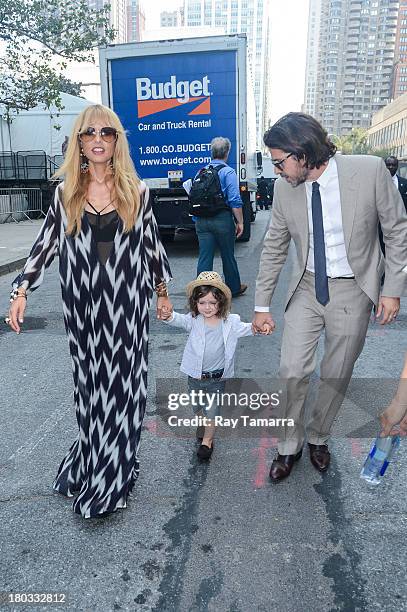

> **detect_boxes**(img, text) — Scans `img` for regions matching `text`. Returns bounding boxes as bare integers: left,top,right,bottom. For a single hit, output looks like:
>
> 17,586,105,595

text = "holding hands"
157,296,173,321
252,311,276,336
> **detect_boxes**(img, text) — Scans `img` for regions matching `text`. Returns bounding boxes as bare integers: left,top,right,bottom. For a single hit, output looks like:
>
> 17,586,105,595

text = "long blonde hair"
54,104,141,236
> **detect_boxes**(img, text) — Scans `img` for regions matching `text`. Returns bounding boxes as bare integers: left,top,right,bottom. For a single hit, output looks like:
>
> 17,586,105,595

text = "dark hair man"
253,112,407,482
384,156,407,212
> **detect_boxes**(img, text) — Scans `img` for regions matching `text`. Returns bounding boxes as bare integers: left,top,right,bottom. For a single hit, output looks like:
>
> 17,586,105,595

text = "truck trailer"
99,34,258,241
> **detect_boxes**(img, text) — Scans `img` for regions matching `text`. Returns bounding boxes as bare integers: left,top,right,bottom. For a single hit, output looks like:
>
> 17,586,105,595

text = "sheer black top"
85,203,119,265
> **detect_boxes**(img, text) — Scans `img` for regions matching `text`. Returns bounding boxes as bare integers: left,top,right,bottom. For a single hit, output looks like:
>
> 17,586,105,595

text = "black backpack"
187,163,230,217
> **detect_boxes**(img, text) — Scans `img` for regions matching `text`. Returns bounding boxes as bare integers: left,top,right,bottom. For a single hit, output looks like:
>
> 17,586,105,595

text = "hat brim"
186,279,232,304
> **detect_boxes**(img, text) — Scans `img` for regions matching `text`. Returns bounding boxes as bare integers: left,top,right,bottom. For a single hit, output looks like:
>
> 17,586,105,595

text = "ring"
4,317,10,324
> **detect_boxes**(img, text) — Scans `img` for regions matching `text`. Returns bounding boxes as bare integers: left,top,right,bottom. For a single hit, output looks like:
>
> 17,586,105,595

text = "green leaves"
0,0,115,117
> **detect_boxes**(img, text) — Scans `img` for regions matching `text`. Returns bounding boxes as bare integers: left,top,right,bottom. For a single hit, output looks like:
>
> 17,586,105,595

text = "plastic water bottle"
360,435,400,485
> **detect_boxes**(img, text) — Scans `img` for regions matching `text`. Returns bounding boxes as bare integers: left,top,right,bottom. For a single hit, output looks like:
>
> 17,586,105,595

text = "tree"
332,128,370,155
332,128,393,157
0,0,115,118
56,75,83,98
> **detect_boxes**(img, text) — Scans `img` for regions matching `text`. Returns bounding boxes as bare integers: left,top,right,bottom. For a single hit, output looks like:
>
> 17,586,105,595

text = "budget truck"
99,34,259,241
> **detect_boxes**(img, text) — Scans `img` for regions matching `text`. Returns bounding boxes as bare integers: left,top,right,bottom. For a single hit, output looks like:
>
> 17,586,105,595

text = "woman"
6,104,172,518
380,353,407,437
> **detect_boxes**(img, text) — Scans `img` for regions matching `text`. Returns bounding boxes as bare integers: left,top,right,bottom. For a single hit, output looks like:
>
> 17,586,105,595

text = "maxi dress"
13,183,171,518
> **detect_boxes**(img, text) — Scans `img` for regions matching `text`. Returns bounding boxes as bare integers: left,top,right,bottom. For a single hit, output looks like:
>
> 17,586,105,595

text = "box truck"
99,34,259,241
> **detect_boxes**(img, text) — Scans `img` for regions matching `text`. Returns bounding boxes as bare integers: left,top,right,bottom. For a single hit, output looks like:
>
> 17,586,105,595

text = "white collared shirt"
255,157,353,312
392,174,399,188
305,157,353,277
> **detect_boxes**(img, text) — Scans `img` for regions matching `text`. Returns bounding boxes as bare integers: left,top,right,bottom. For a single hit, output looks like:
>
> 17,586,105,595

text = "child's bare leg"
202,419,215,447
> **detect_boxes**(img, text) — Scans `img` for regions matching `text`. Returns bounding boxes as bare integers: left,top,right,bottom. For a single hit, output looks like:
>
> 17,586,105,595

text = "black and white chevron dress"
13,183,171,518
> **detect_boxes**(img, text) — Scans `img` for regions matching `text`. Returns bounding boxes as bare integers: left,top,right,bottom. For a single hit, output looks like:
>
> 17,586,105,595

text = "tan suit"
255,154,407,453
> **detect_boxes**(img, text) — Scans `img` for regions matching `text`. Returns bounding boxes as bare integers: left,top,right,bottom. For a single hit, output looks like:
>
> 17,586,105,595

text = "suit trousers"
278,271,373,455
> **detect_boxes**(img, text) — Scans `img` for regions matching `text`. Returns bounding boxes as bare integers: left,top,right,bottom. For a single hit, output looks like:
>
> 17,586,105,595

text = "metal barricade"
0,187,45,223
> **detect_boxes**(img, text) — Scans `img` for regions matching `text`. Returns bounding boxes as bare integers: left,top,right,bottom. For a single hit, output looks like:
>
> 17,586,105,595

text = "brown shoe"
269,449,303,482
308,443,330,472
232,284,248,297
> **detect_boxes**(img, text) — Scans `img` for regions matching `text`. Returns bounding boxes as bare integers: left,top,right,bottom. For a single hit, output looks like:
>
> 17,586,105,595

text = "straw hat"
186,271,232,306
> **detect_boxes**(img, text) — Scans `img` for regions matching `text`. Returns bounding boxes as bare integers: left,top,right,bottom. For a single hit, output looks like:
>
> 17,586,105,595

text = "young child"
161,271,272,460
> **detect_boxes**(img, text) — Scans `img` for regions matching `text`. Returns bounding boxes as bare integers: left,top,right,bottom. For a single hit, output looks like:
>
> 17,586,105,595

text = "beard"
281,166,309,188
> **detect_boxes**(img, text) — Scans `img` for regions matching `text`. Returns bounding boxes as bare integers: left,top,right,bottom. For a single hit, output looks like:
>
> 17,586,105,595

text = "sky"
141,0,310,124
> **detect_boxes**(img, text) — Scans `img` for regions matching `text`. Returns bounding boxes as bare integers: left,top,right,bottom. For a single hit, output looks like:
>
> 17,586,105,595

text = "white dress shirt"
392,174,399,188
305,157,353,277
255,157,353,312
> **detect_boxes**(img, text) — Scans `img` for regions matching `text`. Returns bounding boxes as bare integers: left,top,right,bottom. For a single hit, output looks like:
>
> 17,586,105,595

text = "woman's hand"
8,296,27,334
380,397,407,437
157,296,173,321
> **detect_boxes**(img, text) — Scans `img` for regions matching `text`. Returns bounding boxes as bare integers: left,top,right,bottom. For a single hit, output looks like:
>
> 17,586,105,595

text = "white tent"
0,93,92,156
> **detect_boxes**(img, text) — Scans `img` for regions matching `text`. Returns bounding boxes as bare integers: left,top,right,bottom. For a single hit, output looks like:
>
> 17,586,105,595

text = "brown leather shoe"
269,449,303,482
232,284,248,297
308,443,330,472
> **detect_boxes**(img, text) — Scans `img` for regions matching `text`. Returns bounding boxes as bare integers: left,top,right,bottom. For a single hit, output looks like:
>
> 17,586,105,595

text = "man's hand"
157,296,173,320
252,311,276,335
235,222,244,238
375,296,400,325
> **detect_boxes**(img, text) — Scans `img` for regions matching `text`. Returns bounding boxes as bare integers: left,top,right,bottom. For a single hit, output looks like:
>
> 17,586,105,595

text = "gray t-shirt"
202,321,225,372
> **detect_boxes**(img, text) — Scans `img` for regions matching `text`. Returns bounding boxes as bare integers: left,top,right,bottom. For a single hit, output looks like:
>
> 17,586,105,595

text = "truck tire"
238,200,252,242
160,229,176,243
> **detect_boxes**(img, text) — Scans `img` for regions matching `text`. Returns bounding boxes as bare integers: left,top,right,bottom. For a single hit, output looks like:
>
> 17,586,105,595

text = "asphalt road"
0,211,406,612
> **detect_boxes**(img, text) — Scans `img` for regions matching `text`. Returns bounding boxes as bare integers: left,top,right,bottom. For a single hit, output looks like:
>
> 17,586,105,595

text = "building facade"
160,9,184,28
87,0,128,43
179,0,272,145
303,0,322,118
127,0,146,42
368,92,407,159
304,0,398,136
393,0,407,98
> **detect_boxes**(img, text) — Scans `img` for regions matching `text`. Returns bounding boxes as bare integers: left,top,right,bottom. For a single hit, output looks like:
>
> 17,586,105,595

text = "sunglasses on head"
78,127,118,143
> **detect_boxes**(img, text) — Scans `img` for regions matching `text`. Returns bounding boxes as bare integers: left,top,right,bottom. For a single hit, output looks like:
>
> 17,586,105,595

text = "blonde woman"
6,104,172,518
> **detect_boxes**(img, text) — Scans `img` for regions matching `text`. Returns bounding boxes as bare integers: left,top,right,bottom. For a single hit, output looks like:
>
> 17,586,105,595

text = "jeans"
188,376,226,419
195,210,241,295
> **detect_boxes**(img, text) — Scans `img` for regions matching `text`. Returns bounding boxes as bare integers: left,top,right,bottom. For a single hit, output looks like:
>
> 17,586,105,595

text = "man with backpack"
189,136,247,297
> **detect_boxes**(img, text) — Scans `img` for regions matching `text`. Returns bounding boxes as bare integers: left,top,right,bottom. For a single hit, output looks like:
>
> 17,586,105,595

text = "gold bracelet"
155,281,168,297
156,288,169,297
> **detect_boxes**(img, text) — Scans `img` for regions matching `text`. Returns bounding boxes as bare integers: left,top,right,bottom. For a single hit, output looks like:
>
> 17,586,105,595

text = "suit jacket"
397,175,407,212
255,154,407,309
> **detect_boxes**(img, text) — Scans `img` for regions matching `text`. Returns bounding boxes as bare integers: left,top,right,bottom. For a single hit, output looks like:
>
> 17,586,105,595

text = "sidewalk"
0,220,43,276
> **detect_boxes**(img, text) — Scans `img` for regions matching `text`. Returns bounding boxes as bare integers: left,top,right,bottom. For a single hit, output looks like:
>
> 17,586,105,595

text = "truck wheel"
238,201,252,242
160,230,175,243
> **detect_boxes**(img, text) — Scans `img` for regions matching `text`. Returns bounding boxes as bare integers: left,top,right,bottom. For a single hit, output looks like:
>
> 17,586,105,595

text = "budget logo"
136,75,212,118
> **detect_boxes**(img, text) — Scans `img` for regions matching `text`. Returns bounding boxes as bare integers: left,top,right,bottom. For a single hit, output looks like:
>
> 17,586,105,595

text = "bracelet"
155,281,168,297
10,288,27,303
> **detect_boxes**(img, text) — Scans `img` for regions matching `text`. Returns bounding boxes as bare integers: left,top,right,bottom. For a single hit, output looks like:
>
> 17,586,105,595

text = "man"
253,112,407,482
195,136,247,297
257,175,270,210
385,156,407,211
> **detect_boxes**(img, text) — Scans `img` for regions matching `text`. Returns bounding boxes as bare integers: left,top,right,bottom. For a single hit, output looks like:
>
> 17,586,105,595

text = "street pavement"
0,220,44,276
0,211,406,612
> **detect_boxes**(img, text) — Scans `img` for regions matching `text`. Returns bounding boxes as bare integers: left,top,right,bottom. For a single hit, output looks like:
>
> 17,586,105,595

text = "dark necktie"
311,181,329,305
